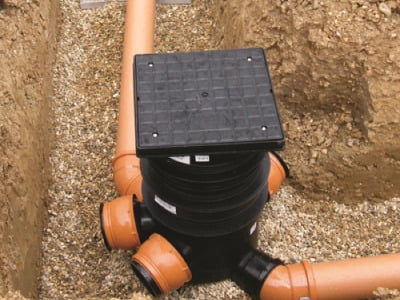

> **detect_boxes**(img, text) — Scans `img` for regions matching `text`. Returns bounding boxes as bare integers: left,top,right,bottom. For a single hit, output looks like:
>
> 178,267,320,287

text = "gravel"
39,1,400,299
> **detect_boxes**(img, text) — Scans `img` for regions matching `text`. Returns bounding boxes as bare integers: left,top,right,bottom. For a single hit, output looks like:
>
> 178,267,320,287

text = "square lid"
134,48,284,157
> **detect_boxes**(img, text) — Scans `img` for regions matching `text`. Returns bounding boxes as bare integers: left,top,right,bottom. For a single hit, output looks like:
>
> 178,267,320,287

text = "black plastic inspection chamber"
132,48,286,296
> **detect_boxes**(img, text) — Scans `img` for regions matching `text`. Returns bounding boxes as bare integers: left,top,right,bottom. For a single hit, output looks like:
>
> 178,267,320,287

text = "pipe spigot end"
100,195,140,250
131,261,162,297
132,234,192,295
99,203,112,251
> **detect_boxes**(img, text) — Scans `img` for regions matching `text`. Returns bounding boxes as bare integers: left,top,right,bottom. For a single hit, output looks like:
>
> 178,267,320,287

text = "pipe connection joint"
100,152,289,297
232,248,283,300
131,234,192,296
113,152,143,200
100,195,154,250
101,152,288,251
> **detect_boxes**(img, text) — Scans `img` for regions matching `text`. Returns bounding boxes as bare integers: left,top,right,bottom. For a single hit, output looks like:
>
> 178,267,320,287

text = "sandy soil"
0,0,58,297
212,0,400,204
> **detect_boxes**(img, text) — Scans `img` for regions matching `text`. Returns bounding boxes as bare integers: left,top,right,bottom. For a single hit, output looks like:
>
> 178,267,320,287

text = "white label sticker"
195,155,210,162
170,156,191,165
250,222,257,235
154,195,177,215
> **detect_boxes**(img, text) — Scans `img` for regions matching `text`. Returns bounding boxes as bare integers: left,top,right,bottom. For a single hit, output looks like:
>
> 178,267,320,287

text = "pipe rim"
99,203,112,251
131,260,162,297
100,196,140,250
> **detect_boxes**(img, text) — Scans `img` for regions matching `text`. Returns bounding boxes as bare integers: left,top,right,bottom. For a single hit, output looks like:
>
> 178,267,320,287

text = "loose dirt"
0,0,57,297
212,0,400,204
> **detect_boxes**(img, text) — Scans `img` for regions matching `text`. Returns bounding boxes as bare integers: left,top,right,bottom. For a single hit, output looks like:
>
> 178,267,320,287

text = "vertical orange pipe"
261,253,400,300
113,0,156,199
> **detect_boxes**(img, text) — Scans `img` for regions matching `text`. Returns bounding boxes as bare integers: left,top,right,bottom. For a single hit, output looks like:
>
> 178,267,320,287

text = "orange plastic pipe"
261,253,400,300
267,152,287,196
101,195,140,250
132,234,192,294
113,0,156,199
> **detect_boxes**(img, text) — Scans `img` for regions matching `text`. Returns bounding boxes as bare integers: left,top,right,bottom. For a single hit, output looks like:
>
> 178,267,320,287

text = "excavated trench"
0,0,399,299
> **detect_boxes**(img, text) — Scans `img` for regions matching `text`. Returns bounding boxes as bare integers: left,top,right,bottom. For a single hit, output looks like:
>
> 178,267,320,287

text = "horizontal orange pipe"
132,234,192,294
261,253,400,300
101,195,140,250
113,0,156,199
267,152,287,196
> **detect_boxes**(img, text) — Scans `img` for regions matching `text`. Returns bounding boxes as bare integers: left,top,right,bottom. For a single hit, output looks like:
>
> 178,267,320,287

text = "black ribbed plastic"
232,248,283,300
141,152,270,237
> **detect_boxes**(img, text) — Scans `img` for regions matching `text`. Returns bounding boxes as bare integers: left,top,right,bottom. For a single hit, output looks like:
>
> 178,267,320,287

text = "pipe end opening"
99,203,112,251
131,261,162,297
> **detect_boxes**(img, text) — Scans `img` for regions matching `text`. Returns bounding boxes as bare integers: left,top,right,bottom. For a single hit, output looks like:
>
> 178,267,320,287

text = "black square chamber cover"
134,48,284,157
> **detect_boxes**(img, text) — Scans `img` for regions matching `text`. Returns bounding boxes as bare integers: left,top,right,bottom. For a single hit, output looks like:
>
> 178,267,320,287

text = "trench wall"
0,0,58,298
211,0,400,202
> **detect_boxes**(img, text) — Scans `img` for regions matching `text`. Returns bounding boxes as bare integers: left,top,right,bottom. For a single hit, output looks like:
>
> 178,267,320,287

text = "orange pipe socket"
100,195,140,250
113,0,156,199
131,234,192,296
261,253,400,300
268,152,289,196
